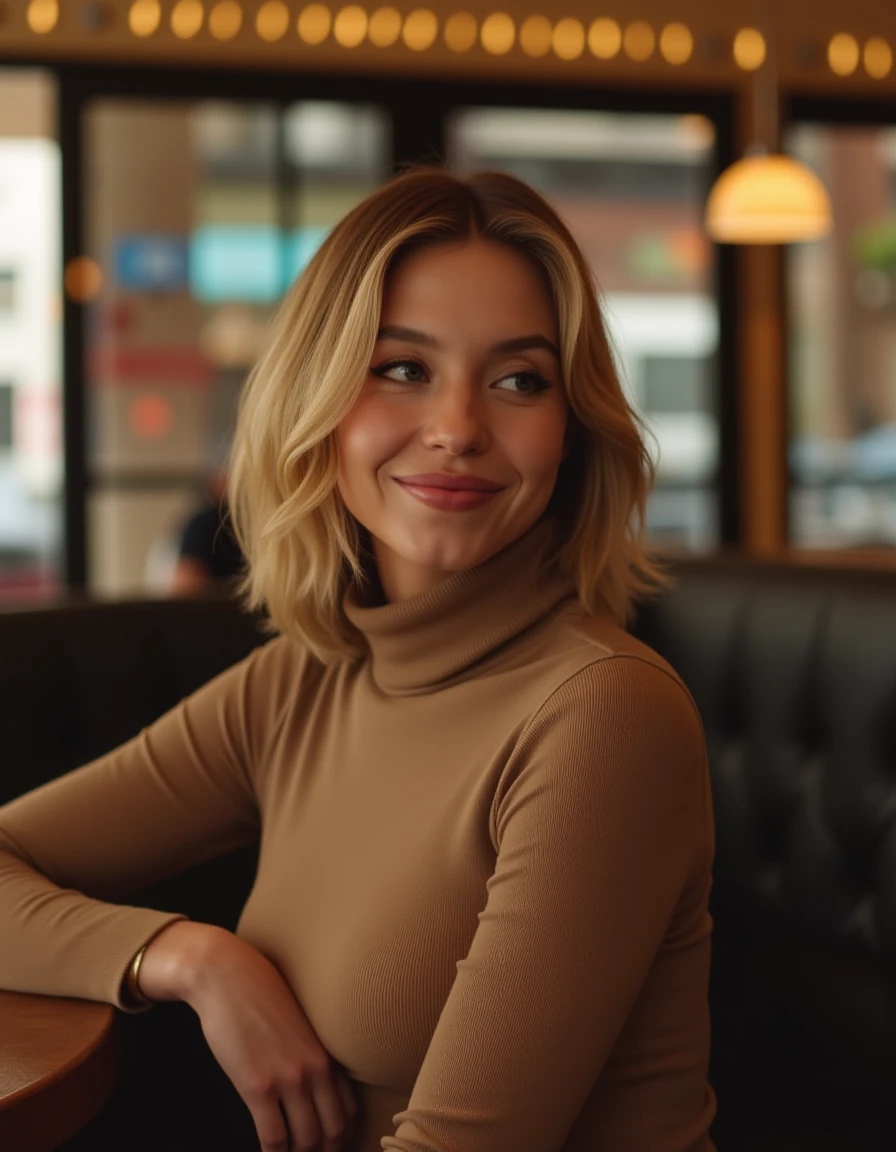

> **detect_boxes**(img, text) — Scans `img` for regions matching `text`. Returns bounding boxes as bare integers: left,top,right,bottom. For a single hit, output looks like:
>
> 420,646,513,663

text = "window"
642,355,711,414
787,120,896,548
84,98,389,595
0,67,62,599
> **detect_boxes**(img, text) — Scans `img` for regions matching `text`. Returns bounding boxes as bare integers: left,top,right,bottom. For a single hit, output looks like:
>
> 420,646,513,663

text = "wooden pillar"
736,74,787,555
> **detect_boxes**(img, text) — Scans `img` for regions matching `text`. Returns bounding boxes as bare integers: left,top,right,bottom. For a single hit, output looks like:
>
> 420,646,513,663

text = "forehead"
381,238,557,337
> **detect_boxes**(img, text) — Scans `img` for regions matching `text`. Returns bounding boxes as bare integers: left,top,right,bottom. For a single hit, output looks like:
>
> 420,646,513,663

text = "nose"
420,380,489,455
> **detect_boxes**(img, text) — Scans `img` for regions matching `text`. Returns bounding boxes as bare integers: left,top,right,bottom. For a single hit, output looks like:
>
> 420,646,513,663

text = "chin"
396,530,495,573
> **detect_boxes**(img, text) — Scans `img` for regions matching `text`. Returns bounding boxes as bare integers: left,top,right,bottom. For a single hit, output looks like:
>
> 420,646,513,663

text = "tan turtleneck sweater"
0,517,716,1151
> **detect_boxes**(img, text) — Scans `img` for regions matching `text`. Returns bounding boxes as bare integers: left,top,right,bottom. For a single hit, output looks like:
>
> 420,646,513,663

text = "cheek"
336,402,402,480
500,411,568,475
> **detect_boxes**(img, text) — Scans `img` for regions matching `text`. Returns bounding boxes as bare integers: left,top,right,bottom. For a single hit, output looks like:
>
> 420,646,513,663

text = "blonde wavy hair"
228,166,671,663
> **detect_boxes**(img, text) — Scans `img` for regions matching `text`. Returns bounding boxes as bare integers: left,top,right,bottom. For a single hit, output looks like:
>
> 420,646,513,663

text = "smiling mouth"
393,475,505,492
393,479,504,510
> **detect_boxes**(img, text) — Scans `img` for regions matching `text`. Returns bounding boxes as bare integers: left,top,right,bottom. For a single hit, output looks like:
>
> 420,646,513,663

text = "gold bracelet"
125,943,152,1008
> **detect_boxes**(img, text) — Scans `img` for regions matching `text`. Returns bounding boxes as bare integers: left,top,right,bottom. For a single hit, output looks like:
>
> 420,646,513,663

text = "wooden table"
0,990,121,1152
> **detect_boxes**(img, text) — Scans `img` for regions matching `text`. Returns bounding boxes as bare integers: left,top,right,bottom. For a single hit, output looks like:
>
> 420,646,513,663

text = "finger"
309,1073,353,1141
278,1090,325,1150
246,1101,291,1152
336,1074,359,1117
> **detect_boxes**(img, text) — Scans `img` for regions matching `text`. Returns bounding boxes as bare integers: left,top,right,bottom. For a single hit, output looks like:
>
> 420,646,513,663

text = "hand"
141,923,358,1151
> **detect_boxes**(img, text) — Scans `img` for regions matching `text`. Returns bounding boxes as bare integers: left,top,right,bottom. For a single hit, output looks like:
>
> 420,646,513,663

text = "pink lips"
394,474,505,512
395,473,504,492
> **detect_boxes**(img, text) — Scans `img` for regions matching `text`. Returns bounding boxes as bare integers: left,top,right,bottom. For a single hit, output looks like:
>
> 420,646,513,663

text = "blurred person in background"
170,462,245,595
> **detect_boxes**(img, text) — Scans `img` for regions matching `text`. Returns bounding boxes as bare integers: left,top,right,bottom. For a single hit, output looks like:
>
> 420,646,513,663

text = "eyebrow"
376,324,561,362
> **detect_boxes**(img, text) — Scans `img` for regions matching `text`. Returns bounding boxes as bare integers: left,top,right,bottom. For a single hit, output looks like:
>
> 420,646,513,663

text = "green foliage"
854,217,896,271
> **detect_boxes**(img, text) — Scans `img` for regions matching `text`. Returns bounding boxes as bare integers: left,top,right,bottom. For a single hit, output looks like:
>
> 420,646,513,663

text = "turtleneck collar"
343,516,578,695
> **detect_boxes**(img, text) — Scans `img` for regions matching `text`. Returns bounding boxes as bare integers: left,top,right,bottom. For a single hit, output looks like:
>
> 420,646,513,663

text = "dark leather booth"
2,557,895,1151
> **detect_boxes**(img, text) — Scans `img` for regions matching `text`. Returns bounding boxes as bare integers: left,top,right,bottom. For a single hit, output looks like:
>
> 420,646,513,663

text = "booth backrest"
632,557,896,1151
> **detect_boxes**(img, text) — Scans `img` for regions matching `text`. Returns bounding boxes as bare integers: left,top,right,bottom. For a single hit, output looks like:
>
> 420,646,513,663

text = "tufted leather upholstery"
2,559,895,1151
633,557,896,1152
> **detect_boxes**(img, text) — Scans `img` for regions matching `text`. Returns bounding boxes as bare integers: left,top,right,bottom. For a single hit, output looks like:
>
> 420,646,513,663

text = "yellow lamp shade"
705,153,832,243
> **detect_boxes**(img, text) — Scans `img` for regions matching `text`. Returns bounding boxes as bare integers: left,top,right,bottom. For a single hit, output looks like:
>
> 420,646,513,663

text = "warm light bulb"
588,18,621,60
552,18,584,61
733,27,766,70
402,8,437,51
828,32,860,76
297,4,331,44
863,37,892,79
623,21,655,62
209,0,242,40
129,0,161,36
519,14,551,58
171,0,204,39
256,0,289,41
443,11,476,52
64,258,103,303
481,12,515,55
333,5,367,47
26,0,58,33
660,23,693,65
368,7,401,47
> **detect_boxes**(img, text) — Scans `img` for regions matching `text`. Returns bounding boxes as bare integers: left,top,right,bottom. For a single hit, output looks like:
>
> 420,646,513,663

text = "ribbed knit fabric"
0,515,716,1151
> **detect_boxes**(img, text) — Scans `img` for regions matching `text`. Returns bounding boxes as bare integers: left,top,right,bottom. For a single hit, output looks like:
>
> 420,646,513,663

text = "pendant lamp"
705,17,832,243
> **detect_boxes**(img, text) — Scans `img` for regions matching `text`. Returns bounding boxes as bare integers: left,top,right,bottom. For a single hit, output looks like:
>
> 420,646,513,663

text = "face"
335,237,569,604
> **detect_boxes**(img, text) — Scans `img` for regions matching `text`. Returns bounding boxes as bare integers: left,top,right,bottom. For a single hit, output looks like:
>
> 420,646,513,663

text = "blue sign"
114,235,190,292
189,225,329,303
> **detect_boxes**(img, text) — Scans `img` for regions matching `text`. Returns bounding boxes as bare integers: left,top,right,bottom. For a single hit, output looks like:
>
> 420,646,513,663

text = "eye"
371,358,428,384
493,371,552,395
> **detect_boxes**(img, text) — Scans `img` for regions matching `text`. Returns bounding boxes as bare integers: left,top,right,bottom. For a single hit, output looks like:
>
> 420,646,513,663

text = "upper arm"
0,637,288,900
0,635,305,1007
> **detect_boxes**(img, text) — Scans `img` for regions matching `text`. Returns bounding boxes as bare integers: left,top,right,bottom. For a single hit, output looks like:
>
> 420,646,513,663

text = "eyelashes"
370,357,553,396
371,359,427,384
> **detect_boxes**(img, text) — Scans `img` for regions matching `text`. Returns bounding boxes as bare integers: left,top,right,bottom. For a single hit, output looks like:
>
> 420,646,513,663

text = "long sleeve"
0,636,287,1011
381,655,713,1152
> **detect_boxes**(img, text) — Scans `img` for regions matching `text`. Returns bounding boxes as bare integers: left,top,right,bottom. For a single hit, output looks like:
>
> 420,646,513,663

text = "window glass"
787,122,896,548
0,68,62,601
83,99,389,596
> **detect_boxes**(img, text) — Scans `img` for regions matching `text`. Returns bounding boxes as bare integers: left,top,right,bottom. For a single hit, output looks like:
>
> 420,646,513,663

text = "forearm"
0,848,188,1006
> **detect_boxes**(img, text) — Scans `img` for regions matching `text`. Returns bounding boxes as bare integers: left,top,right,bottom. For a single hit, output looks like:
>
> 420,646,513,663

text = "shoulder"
494,640,711,878
509,610,708,802
526,647,704,755
523,600,700,728
195,632,327,733
239,632,327,698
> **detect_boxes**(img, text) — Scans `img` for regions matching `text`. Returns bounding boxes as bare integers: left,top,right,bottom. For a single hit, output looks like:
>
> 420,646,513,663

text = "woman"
0,168,716,1152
